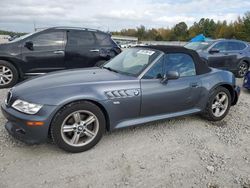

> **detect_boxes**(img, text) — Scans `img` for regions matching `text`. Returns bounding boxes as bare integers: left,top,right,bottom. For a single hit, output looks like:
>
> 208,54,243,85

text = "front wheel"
0,60,19,89
51,101,106,153
202,87,231,121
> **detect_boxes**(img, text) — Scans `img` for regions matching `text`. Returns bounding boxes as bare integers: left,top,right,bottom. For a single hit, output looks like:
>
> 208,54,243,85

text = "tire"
202,86,231,121
95,60,107,67
236,61,249,78
0,60,19,89
50,101,106,153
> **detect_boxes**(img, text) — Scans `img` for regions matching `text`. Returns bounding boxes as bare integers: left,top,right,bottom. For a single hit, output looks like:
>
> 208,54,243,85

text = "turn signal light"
26,121,44,126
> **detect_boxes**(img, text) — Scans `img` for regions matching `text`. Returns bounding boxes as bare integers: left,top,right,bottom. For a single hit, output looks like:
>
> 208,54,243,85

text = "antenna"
33,21,36,31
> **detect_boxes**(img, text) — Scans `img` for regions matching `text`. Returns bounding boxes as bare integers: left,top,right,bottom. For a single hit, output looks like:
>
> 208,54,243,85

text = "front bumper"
1,103,57,144
243,76,250,90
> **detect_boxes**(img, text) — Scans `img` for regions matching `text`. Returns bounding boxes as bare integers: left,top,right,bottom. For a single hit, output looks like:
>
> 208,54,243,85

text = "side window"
213,42,227,51
67,31,95,47
95,33,114,46
237,42,247,50
165,53,196,77
31,31,64,47
227,42,240,51
221,41,247,51
232,42,246,50
143,57,164,79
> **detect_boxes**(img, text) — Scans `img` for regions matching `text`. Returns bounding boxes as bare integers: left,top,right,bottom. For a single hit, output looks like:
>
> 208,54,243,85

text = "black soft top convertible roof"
139,45,211,75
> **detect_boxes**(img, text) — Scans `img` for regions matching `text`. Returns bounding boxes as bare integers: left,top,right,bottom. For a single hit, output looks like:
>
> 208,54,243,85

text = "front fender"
19,84,108,106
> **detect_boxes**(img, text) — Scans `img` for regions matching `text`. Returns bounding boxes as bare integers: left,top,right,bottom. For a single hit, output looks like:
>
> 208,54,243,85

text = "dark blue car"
185,39,250,78
243,71,250,89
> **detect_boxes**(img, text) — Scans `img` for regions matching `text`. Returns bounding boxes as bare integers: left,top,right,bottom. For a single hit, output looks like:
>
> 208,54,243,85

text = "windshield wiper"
103,66,119,73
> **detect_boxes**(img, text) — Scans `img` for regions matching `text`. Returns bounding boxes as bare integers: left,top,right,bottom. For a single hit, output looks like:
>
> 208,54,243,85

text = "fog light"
26,121,44,126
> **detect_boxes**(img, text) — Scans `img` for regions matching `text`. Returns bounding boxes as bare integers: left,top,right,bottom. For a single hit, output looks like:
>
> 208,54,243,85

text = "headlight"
12,99,43,115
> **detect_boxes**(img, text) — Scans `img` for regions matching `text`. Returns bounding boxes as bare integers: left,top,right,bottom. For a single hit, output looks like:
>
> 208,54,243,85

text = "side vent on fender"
105,89,140,99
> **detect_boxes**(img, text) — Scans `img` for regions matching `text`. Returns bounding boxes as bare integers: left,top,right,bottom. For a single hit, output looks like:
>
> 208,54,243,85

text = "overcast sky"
0,0,249,32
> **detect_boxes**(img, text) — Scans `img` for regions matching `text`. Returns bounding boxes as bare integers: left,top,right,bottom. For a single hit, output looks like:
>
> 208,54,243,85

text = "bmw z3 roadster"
1,46,240,153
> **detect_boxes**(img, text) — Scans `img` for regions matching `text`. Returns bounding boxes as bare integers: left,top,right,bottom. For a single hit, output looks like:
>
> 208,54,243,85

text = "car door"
21,30,66,75
207,41,235,69
223,41,247,70
65,30,102,68
140,53,202,117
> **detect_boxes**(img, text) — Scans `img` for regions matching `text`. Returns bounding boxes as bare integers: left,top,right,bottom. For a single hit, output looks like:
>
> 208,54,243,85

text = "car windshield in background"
185,41,214,50
103,48,161,76
9,30,42,43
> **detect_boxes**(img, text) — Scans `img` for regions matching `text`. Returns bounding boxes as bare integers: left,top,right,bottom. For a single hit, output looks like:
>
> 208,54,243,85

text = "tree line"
0,11,249,42
112,12,250,42
0,30,26,37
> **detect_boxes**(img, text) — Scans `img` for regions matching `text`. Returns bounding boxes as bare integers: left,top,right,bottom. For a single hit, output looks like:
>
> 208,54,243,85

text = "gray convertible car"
1,46,240,153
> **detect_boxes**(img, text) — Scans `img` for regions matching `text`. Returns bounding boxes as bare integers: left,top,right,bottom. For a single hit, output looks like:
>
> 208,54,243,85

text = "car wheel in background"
51,101,106,153
0,60,18,89
202,86,231,121
236,61,249,78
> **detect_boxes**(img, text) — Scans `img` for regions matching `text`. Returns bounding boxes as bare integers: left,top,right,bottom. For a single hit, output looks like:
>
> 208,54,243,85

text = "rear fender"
211,83,239,106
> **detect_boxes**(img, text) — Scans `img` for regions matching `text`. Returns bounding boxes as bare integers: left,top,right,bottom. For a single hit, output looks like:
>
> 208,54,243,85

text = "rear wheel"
236,61,249,78
51,101,106,153
0,60,18,88
202,87,231,121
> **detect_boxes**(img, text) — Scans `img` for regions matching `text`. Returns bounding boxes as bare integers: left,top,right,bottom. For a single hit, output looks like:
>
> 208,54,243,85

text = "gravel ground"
0,79,249,188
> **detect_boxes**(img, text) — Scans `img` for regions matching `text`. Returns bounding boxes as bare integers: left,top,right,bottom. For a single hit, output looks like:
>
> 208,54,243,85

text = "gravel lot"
0,79,249,188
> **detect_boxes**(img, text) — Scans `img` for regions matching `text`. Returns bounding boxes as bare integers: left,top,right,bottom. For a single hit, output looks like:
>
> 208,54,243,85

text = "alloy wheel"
211,92,229,117
0,66,13,86
61,110,99,147
238,63,249,77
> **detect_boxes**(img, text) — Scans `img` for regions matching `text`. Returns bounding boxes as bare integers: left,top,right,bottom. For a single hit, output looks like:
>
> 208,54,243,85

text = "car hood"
12,67,136,99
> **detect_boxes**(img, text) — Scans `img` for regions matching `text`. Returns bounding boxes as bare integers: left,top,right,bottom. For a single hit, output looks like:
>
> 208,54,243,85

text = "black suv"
185,39,250,78
0,27,121,88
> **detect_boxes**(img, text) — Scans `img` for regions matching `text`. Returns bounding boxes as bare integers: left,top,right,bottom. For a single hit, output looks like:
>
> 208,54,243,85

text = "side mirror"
25,41,34,50
209,48,220,54
161,71,180,84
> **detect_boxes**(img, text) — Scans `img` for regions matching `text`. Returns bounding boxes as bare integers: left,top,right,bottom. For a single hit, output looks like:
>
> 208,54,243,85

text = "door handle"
53,50,64,55
90,49,100,52
190,83,199,88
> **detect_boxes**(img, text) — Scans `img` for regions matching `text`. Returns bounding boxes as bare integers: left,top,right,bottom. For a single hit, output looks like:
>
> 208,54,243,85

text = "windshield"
103,48,162,76
185,41,214,50
9,30,42,43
